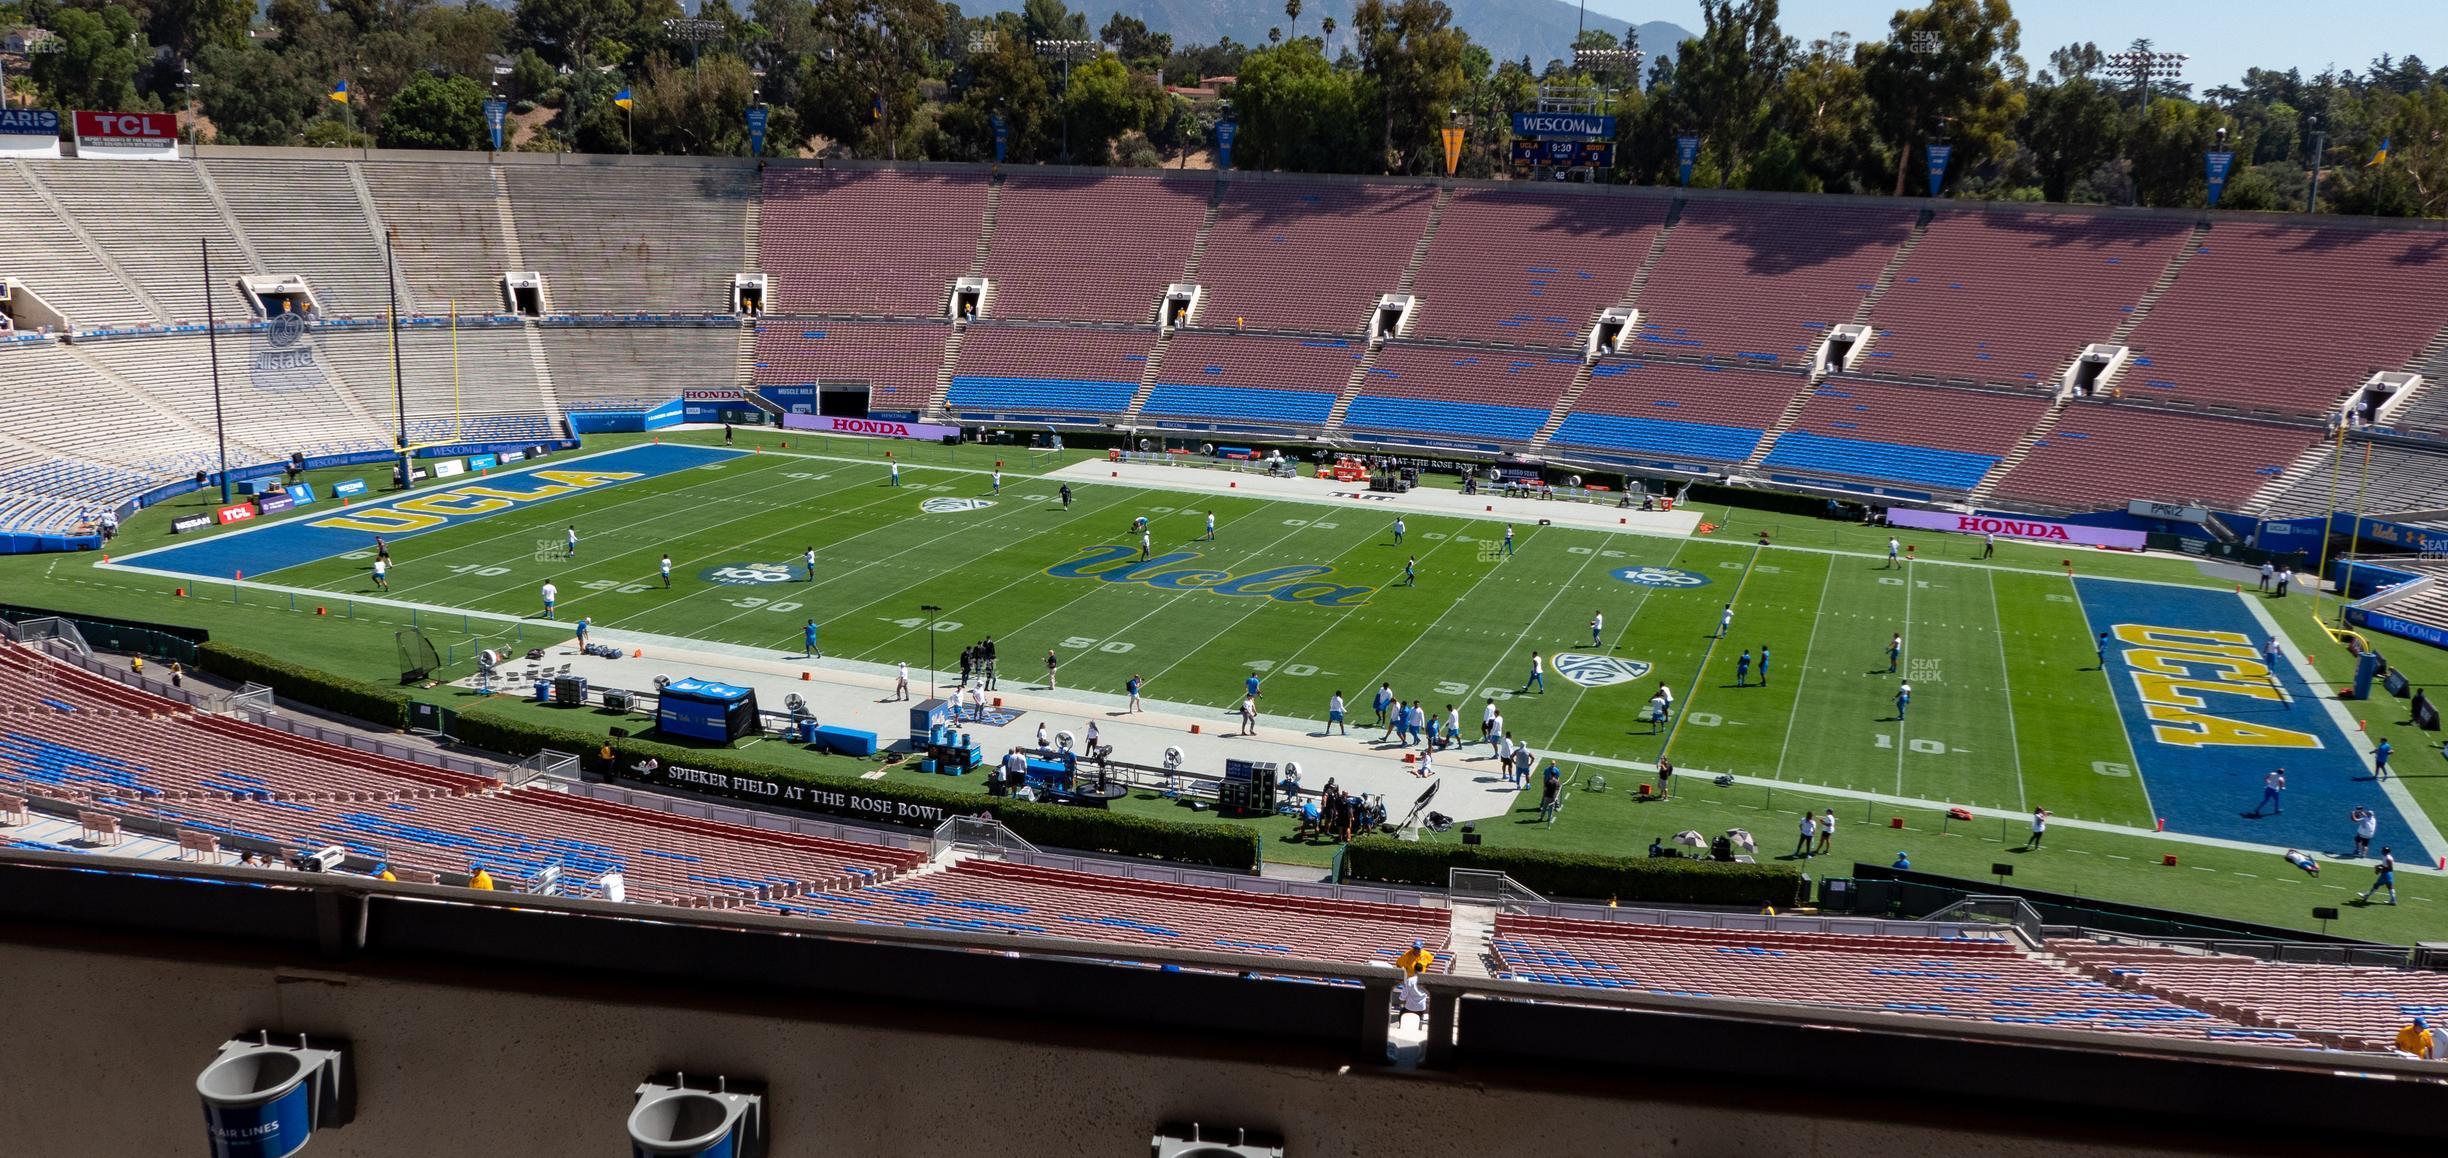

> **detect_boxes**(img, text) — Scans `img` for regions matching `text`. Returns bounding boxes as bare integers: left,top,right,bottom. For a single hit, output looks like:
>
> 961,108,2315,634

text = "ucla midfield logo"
1611,565,1710,588
1045,545,1374,607
1554,653,1653,688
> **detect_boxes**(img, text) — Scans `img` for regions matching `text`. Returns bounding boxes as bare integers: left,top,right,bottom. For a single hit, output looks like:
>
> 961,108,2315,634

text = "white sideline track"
1049,459,1706,537
463,633,1537,827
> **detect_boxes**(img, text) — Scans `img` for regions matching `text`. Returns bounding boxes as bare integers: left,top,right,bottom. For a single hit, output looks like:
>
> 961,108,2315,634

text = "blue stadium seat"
1761,430,1997,491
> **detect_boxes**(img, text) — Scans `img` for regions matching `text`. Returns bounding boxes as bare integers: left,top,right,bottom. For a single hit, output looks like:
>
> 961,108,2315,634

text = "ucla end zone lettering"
115,443,737,581
1045,545,1373,607
2077,577,2428,858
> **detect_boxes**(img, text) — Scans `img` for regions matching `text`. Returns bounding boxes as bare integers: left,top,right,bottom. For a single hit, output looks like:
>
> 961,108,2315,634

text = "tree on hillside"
1351,0,1470,173
1654,0,1793,186
195,39,323,145
2020,43,2122,202
29,5,148,112
1860,0,2024,197
1230,38,1374,172
1771,33,1877,192
797,0,946,159
379,73,489,151
1062,54,1162,165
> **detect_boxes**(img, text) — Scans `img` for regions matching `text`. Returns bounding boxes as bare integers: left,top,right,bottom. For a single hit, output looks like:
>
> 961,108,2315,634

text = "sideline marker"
800,671,811,681
1189,724,1200,734
101,554,108,564
2357,718,2367,732
2155,817,2166,831
631,648,642,658
173,587,185,598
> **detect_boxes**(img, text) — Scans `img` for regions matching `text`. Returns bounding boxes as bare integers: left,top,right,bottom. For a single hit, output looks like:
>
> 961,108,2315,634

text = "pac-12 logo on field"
1611,565,1709,588
921,497,997,514
1554,653,1653,688
701,562,795,586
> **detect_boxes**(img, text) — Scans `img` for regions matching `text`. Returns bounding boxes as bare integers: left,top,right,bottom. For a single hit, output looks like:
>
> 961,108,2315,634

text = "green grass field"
26,426,2448,938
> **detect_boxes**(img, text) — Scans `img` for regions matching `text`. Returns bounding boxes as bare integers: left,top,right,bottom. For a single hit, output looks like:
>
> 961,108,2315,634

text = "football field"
107,436,2425,862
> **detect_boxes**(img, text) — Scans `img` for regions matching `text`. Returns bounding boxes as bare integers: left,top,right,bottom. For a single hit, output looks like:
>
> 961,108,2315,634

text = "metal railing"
2045,927,2419,969
1517,899,2000,940
931,814,1039,859
511,749,581,788
12,617,89,656
228,682,276,717
1450,869,1547,914
1925,895,2048,946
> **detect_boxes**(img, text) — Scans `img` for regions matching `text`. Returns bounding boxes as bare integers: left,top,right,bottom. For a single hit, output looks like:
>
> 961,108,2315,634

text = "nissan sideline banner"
1887,508,2148,550
782,414,959,441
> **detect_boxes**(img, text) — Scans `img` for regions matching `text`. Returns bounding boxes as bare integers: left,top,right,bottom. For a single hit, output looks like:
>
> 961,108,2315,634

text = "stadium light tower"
1034,39,1102,165
384,227,409,490
1572,46,1644,110
2305,113,2327,213
2103,48,2187,112
664,17,723,75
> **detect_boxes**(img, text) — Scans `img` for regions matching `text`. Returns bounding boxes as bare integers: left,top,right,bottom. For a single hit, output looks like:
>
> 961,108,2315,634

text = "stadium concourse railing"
3,845,2445,1141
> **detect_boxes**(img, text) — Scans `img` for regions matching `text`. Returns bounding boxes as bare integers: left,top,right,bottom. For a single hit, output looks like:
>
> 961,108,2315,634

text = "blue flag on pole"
1925,143,1953,197
483,99,507,151
1216,120,1237,170
2205,150,2235,208
1675,134,1699,186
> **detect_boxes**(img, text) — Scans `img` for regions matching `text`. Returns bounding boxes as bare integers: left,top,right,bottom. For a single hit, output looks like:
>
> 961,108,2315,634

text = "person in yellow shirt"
2396,1017,2433,1058
467,863,495,891
376,864,397,882
1393,938,1435,977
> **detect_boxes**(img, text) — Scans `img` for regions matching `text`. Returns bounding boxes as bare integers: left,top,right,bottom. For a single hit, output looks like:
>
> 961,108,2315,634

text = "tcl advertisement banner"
782,414,960,441
1887,508,2147,549
0,109,62,158
72,110,180,160
215,503,258,525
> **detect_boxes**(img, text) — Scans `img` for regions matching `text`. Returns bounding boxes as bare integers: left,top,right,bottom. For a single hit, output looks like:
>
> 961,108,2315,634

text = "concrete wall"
0,933,2242,1158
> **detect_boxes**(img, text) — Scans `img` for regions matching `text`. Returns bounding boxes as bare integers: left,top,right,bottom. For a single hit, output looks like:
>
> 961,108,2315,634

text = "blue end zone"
117,443,738,581
2077,577,2427,860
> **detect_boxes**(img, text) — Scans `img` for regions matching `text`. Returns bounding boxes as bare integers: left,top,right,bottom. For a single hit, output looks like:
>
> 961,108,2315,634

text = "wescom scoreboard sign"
1511,112,1615,140
0,109,62,158
72,110,179,160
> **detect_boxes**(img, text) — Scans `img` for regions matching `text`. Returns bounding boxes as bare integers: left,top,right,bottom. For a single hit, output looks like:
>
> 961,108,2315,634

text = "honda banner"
782,414,960,441
1887,507,2147,549
0,109,62,158
72,110,179,160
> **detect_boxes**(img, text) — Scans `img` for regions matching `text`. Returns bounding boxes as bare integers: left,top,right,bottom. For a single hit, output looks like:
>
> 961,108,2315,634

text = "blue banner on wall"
2204,150,2235,208
1925,142,1953,197
331,479,368,498
483,99,507,151
283,483,317,506
2348,604,2448,651
747,106,769,157
1510,112,1615,140
1216,120,1236,170
991,112,1008,163
0,108,61,136
1675,134,1698,186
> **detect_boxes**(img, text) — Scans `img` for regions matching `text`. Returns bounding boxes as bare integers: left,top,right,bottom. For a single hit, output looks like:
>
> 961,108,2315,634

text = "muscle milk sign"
72,110,179,160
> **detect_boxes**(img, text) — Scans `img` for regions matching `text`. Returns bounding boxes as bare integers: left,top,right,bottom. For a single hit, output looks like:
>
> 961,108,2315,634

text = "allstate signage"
0,109,60,135
1512,112,1614,140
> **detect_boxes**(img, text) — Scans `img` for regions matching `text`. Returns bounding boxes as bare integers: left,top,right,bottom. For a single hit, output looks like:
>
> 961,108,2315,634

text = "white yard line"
1895,556,1913,798
2070,574,2157,825
1771,558,1841,778
1984,568,2029,812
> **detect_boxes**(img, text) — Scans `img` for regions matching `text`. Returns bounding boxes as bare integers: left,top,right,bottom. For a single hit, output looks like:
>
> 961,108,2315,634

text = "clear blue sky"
1588,0,2445,91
